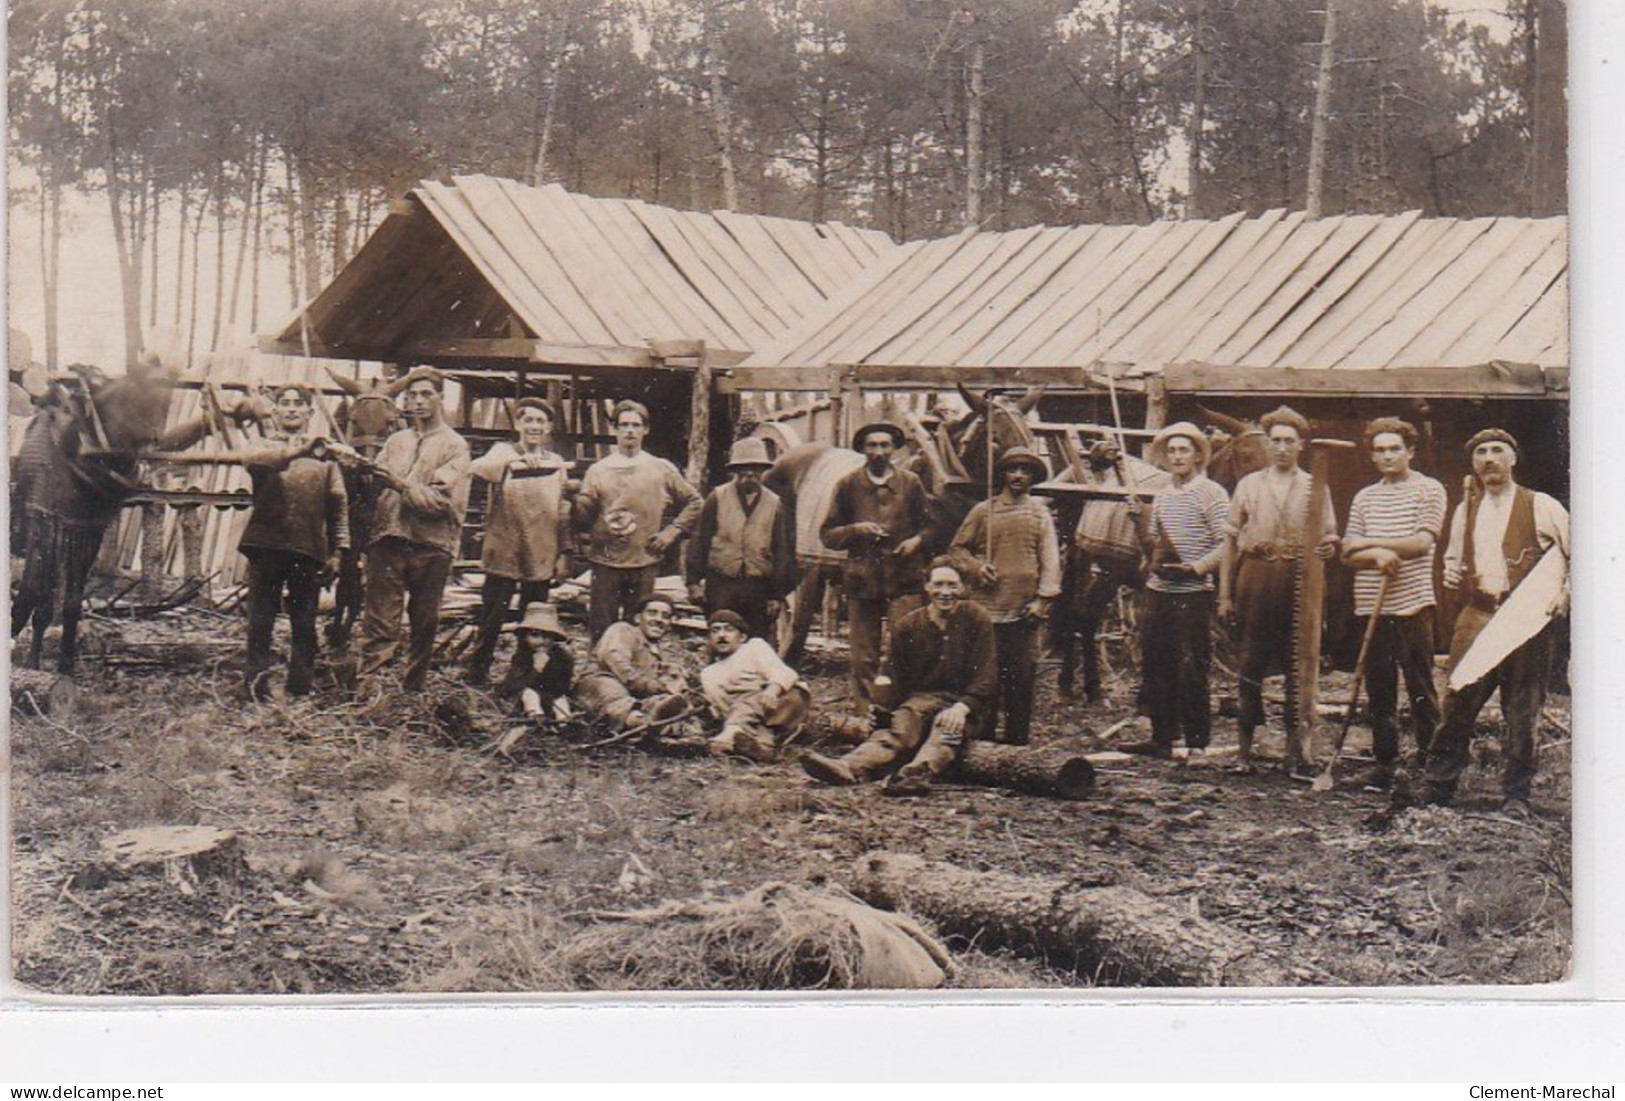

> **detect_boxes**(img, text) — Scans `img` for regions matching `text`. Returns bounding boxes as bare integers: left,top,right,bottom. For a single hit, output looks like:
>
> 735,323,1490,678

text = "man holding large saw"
1340,417,1447,790
1218,406,1339,770
1422,429,1569,815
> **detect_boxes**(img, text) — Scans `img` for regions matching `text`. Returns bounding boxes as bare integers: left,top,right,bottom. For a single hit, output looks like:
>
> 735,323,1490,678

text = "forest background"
7,0,1566,374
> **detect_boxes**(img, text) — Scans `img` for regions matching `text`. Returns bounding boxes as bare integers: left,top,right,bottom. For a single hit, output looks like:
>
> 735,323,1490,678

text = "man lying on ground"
572,594,690,731
699,609,810,762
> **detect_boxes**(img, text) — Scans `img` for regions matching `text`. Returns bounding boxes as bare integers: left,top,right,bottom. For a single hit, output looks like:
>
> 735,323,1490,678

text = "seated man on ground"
800,559,996,796
699,610,810,762
572,594,690,731
497,602,576,725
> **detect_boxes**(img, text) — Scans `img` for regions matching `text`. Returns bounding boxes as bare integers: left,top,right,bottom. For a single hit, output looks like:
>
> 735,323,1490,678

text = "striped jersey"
1148,476,1230,594
1344,471,1447,616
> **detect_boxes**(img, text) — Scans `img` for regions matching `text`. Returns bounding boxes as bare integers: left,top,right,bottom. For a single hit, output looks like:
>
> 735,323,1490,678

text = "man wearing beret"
820,420,932,712
351,365,471,691
465,398,574,686
686,437,797,644
1340,417,1447,789
699,609,810,761
238,383,349,701
949,446,1062,745
1423,429,1569,816
574,399,702,642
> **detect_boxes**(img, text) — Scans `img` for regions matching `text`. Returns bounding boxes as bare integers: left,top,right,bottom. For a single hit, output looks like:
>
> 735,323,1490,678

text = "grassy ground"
7,608,1571,995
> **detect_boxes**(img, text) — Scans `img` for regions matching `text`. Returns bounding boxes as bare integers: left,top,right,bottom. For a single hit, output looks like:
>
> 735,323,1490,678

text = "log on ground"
847,851,1291,987
955,742,1096,799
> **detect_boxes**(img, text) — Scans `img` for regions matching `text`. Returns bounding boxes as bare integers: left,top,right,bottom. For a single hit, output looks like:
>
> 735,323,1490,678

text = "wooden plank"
728,363,1139,391
449,176,623,347
734,240,927,371
753,216,850,296
712,210,827,312
901,226,1091,368
1310,217,1499,367
493,178,664,346
1173,213,1345,364
776,232,978,370
681,210,802,330
1399,226,1567,366
627,200,777,349
586,196,744,348
873,225,1052,365
556,191,705,340
648,204,789,342
1345,217,1537,368
1201,214,1387,365
1242,210,1424,367
1135,209,1294,364
1100,213,1250,362
1492,277,1569,364
839,230,1012,367
1040,217,1228,363
1282,218,1469,366
1159,361,1560,397
415,183,590,345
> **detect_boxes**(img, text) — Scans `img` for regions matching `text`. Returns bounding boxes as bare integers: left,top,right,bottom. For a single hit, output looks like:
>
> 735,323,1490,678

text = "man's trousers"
356,537,453,691
243,548,323,698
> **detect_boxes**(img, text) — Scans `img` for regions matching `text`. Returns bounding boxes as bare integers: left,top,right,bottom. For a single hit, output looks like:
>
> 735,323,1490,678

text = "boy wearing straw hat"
498,602,576,724
1121,422,1229,759
686,437,796,643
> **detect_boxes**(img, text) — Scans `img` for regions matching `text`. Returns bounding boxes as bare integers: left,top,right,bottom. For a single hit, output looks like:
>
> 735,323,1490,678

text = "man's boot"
800,750,858,786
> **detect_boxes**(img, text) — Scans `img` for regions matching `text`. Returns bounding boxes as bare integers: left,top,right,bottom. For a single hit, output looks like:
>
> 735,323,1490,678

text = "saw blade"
1286,443,1338,769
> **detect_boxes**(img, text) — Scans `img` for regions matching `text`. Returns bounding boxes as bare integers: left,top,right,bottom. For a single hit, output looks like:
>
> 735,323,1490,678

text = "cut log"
847,851,1291,987
73,825,247,895
956,742,1096,800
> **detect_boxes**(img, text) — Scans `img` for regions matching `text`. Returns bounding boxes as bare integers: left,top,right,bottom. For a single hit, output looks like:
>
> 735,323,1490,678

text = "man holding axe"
1339,417,1447,791
1422,429,1569,816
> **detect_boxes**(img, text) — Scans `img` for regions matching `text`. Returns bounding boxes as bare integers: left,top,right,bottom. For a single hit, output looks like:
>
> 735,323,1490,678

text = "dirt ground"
7,601,1572,995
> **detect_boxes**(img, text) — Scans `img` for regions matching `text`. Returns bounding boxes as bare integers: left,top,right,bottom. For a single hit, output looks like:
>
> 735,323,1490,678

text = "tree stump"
847,851,1291,987
956,742,1096,799
73,825,247,895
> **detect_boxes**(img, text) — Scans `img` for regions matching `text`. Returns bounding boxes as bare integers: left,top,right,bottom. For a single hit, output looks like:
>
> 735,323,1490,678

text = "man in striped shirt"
1125,422,1230,759
1340,417,1447,789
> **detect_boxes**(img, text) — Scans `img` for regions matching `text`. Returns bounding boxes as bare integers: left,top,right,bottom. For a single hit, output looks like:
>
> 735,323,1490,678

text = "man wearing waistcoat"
1423,429,1569,816
686,437,797,644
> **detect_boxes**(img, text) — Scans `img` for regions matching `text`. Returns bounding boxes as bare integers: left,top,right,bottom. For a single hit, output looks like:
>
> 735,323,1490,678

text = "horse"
762,385,1044,660
322,365,405,651
1193,405,1270,492
9,360,243,674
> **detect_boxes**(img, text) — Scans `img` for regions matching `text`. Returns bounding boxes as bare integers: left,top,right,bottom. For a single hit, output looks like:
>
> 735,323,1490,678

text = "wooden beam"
725,363,1139,392
1161,360,1566,398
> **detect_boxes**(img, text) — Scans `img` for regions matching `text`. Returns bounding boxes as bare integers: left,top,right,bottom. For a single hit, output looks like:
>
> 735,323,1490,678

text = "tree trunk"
40,164,61,370
226,139,257,330
172,181,189,333
186,184,207,367
964,34,985,229
955,742,1097,800
846,851,1293,987
332,190,350,277
530,43,566,186
209,161,227,352
686,348,712,489
1187,0,1209,220
704,9,739,212
249,142,267,333
1305,0,1338,218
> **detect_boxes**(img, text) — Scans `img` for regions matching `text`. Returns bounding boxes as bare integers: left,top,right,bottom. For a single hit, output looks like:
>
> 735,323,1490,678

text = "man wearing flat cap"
1124,422,1230,759
351,365,471,692
686,437,797,644
574,398,702,642
1340,416,1447,789
821,420,933,712
1423,428,1569,816
465,398,574,686
950,446,1061,744
1218,405,1339,768
238,383,349,702
699,609,810,761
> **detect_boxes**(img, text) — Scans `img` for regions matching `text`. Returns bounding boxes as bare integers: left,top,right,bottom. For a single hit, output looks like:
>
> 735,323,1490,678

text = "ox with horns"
763,384,1045,662
10,356,264,674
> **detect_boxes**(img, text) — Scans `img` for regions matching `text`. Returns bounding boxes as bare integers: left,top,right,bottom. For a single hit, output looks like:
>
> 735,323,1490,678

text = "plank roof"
273,175,895,361
737,210,1569,379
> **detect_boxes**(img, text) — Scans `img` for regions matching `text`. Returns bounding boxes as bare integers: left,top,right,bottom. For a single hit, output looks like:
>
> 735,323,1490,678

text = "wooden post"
686,343,712,489
1144,376,1169,432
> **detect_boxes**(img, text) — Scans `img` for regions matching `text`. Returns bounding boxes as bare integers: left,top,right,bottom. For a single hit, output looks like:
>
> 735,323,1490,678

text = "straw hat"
995,446,1049,481
1148,422,1211,469
515,602,567,639
726,437,774,470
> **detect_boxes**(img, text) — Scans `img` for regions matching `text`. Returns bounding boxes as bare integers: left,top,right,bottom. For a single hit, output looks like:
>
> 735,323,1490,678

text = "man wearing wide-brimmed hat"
1122,422,1230,759
686,436,796,643
465,397,574,686
949,445,1061,745
498,601,576,724
820,420,933,711
351,365,472,692
1422,428,1569,816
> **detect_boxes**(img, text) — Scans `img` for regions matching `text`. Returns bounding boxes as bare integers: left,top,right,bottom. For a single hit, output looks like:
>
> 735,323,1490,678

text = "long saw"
1284,439,1354,773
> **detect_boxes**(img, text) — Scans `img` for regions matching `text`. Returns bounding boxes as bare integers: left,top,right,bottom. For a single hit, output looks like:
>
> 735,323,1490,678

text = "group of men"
236,370,1569,812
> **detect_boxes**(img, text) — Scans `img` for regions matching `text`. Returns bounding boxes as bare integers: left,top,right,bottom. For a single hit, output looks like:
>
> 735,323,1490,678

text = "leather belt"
1242,544,1302,562
1465,591,1507,614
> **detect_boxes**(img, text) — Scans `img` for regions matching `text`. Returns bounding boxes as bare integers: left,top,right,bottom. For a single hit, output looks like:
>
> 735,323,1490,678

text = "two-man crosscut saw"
1284,439,1354,771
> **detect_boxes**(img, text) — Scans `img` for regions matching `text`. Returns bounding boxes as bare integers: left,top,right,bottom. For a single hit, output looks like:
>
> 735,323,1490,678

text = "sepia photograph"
6,0,1573,1000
